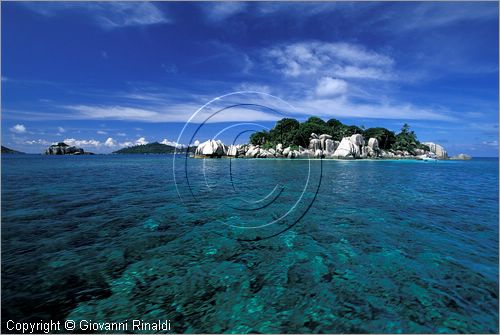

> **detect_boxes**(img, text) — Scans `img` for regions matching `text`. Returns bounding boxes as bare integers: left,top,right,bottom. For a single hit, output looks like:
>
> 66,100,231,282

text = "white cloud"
482,140,498,146
315,77,348,97
118,137,148,148
117,132,127,137
61,102,281,123
265,41,394,80
10,71,454,124
333,65,394,80
65,105,161,121
10,124,27,134
23,136,149,151
256,2,496,32
193,140,200,146
160,139,186,148
104,137,116,147
236,83,272,94
57,126,66,133
24,139,50,145
135,137,148,145
52,88,454,123
203,2,247,22
293,97,455,121
97,130,107,134
119,141,133,148
386,2,498,31
23,2,169,29
64,138,101,147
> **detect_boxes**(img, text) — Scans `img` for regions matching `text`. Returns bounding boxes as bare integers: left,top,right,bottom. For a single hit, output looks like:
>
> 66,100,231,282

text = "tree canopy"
392,123,427,154
363,127,396,150
249,117,424,153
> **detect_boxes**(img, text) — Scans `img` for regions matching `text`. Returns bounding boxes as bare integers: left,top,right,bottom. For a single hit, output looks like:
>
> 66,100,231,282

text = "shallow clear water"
1,154,498,333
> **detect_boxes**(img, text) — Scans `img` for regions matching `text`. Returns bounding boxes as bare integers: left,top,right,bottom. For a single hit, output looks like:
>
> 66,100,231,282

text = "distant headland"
1,146,25,154
193,117,471,160
112,142,191,154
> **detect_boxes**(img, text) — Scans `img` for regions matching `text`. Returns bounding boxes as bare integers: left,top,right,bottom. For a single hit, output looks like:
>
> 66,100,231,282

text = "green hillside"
113,142,190,154
1,146,25,154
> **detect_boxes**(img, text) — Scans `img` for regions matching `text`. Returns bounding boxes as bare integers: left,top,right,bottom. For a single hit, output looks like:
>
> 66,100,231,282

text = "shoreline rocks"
193,134,462,161
422,142,448,159
333,137,357,158
194,139,226,157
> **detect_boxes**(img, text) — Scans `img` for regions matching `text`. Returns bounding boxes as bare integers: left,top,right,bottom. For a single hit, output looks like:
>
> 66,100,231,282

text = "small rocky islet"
44,142,94,155
194,134,453,160
193,118,470,160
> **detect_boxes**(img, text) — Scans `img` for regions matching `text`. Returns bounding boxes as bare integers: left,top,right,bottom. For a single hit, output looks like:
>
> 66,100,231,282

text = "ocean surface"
1,154,498,333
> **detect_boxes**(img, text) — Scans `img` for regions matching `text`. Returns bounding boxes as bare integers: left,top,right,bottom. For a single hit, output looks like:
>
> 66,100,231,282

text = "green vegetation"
392,123,429,154
249,117,425,153
363,127,396,150
1,146,25,154
113,142,190,154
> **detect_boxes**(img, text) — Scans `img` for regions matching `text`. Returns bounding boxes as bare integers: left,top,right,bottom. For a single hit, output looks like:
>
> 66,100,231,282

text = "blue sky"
1,1,498,155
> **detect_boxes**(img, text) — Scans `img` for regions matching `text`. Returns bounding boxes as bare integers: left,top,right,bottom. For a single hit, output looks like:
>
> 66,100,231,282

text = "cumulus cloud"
59,137,149,149
193,140,200,146
315,77,348,97
265,41,395,80
104,137,116,147
97,130,107,134
119,141,134,148
160,139,186,148
21,136,154,151
135,137,148,145
63,138,101,147
57,126,65,133
10,124,27,133
119,137,149,148
24,139,50,145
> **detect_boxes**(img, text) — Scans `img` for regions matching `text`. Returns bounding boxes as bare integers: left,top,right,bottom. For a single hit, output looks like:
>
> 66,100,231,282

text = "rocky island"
193,117,468,160
44,142,93,155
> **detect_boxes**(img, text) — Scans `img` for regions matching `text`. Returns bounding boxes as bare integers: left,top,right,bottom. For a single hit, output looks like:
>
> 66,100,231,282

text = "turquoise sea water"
1,154,498,333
